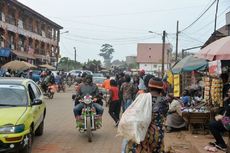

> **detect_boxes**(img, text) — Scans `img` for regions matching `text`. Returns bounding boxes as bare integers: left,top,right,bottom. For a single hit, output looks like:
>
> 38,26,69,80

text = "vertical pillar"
24,36,29,52
32,38,35,53
15,8,19,27
14,33,19,51
2,1,8,22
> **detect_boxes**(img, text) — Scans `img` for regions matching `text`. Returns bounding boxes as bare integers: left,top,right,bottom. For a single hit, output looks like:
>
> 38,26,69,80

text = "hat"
148,78,163,89
138,69,145,75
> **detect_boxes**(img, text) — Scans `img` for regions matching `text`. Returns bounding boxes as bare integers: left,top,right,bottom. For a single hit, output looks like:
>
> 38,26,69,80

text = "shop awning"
172,55,208,74
13,51,36,60
0,48,11,57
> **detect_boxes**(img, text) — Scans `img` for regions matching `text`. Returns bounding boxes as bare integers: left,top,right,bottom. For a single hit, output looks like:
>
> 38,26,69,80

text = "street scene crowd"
1,0,230,153
1,61,230,153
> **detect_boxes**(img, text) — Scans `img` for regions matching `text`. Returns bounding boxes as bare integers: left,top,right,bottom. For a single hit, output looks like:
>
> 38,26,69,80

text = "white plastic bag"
117,93,152,144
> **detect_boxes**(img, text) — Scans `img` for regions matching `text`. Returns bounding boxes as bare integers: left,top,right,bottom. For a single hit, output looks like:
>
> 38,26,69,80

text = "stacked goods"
211,78,223,106
204,77,211,102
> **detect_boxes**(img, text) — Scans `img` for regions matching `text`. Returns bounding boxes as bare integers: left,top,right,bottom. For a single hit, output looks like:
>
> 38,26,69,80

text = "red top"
109,86,119,101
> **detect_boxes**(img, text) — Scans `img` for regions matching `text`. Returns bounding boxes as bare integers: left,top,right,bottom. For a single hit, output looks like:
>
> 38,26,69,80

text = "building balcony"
0,21,58,46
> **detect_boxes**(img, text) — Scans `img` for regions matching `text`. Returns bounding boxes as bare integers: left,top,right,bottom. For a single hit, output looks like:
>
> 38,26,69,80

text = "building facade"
0,0,62,67
136,43,172,76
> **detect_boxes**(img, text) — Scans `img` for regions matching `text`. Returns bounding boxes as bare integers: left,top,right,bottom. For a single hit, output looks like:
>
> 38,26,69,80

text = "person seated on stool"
209,88,230,151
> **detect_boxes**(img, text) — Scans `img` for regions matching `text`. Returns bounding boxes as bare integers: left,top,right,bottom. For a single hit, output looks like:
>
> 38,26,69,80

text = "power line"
50,5,205,19
181,0,217,32
189,5,230,33
180,32,204,43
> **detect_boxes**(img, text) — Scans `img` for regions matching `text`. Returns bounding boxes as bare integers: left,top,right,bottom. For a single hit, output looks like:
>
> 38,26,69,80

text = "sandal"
204,145,217,152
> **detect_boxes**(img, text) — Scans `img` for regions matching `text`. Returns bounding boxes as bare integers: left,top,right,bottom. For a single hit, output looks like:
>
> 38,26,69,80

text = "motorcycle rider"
73,74,104,118
41,71,55,93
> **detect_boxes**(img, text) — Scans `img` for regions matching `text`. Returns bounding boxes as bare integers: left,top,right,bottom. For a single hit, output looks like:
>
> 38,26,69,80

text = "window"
0,85,27,106
30,82,41,98
28,84,36,103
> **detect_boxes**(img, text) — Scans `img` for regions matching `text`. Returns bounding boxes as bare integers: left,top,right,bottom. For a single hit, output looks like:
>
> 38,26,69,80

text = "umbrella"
39,64,56,70
196,36,230,61
2,60,37,70
172,55,208,74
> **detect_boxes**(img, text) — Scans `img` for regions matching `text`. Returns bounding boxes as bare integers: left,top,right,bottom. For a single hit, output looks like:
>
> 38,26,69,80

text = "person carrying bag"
118,77,169,153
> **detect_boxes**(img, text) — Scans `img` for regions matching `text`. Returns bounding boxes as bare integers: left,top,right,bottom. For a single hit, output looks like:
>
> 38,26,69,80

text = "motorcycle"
67,79,72,87
57,82,66,92
44,84,57,99
72,95,102,142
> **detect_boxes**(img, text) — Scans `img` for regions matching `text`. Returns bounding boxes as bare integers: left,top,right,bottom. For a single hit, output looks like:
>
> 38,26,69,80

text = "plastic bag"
117,93,152,144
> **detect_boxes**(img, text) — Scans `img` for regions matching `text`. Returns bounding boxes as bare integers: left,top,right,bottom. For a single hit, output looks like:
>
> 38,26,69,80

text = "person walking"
120,74,137,112
102,75,111,107
108,79,120,126
125,77,169,153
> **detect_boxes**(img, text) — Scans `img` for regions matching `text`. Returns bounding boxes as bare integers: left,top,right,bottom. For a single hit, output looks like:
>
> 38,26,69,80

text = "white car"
69,70,93,77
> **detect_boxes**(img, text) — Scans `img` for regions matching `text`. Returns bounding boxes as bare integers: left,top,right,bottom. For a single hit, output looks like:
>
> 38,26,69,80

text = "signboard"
173,74,180,97
208,60,221,76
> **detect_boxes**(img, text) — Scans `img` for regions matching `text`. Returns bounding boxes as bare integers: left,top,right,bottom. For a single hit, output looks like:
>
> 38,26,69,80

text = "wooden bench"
182,112,210,134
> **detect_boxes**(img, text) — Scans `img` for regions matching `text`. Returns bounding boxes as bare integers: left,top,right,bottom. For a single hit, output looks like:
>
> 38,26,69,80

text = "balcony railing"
6,16,16,25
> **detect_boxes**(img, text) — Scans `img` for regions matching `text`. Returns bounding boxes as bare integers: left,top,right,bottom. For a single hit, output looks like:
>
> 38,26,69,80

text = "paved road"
32,87,122,153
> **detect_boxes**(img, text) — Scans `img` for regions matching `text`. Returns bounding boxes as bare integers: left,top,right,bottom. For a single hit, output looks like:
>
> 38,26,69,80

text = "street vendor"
165,93,186,132
208,88,230,151
181,90,191,107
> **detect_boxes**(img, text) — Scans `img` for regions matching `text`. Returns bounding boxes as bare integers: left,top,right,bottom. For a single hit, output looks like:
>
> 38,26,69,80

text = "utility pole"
74,47,76,63
162,30,166,78
175,21,179,62
214,0,219,32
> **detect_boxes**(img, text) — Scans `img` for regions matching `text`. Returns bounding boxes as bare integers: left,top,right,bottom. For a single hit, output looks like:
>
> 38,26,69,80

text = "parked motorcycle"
72,95,102,142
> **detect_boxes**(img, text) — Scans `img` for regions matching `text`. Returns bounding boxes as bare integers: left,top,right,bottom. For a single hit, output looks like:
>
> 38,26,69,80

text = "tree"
99,44,114,68
83,59,102,72
57,57,81,71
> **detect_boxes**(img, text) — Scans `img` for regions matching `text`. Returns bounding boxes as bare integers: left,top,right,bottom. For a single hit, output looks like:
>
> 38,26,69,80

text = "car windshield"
93,73,104,77
93,78,105,84
0,85,27,106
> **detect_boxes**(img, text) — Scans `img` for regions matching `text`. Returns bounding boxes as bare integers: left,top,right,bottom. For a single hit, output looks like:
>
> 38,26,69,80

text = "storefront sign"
208,60,221,76
173,74,180,97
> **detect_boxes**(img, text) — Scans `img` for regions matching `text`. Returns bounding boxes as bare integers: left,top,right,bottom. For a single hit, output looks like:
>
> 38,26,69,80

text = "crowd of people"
2,67,230,152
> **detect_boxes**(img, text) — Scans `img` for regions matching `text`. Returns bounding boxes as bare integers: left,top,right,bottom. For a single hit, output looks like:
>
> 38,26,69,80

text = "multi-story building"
0,0,63,67
136,43,172,76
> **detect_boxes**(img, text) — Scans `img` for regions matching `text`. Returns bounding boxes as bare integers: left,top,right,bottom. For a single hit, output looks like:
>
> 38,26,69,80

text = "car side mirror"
72,94,76,100
32,99,42,105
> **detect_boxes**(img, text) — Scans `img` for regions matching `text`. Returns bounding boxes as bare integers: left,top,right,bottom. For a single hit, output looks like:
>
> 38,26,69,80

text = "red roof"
136,43,172,64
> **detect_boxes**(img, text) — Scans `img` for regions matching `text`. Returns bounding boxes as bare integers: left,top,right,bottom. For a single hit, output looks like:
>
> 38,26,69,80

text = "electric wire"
181,0,217,32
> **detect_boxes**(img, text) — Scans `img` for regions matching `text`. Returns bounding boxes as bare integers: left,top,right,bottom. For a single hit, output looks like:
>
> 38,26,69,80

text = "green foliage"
57,57,82,71
82,59,102,73
99,43,114,59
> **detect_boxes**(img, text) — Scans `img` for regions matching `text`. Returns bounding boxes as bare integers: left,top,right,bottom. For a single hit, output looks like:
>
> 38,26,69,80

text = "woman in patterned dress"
126,77,168,153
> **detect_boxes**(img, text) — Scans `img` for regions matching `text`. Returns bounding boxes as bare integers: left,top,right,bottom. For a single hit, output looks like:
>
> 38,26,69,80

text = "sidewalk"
164,131,228,153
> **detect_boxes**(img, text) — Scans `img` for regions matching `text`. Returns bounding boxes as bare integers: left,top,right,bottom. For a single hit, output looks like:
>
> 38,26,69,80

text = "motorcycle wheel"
86,117,92,142
48,92,54,99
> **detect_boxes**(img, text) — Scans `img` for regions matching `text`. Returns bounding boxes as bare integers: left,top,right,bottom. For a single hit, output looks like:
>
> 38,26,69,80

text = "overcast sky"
18,0,230,63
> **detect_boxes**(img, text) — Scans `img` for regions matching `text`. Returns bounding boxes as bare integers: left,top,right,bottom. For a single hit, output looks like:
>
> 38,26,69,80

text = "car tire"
35,120,44,136
20,129,32,153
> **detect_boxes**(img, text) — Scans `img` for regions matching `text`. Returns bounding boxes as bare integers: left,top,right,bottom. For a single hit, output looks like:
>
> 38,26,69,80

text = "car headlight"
0,124,25,134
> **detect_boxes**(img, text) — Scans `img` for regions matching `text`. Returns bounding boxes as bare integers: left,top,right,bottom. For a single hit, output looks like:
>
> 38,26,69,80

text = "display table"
182,112,210,134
